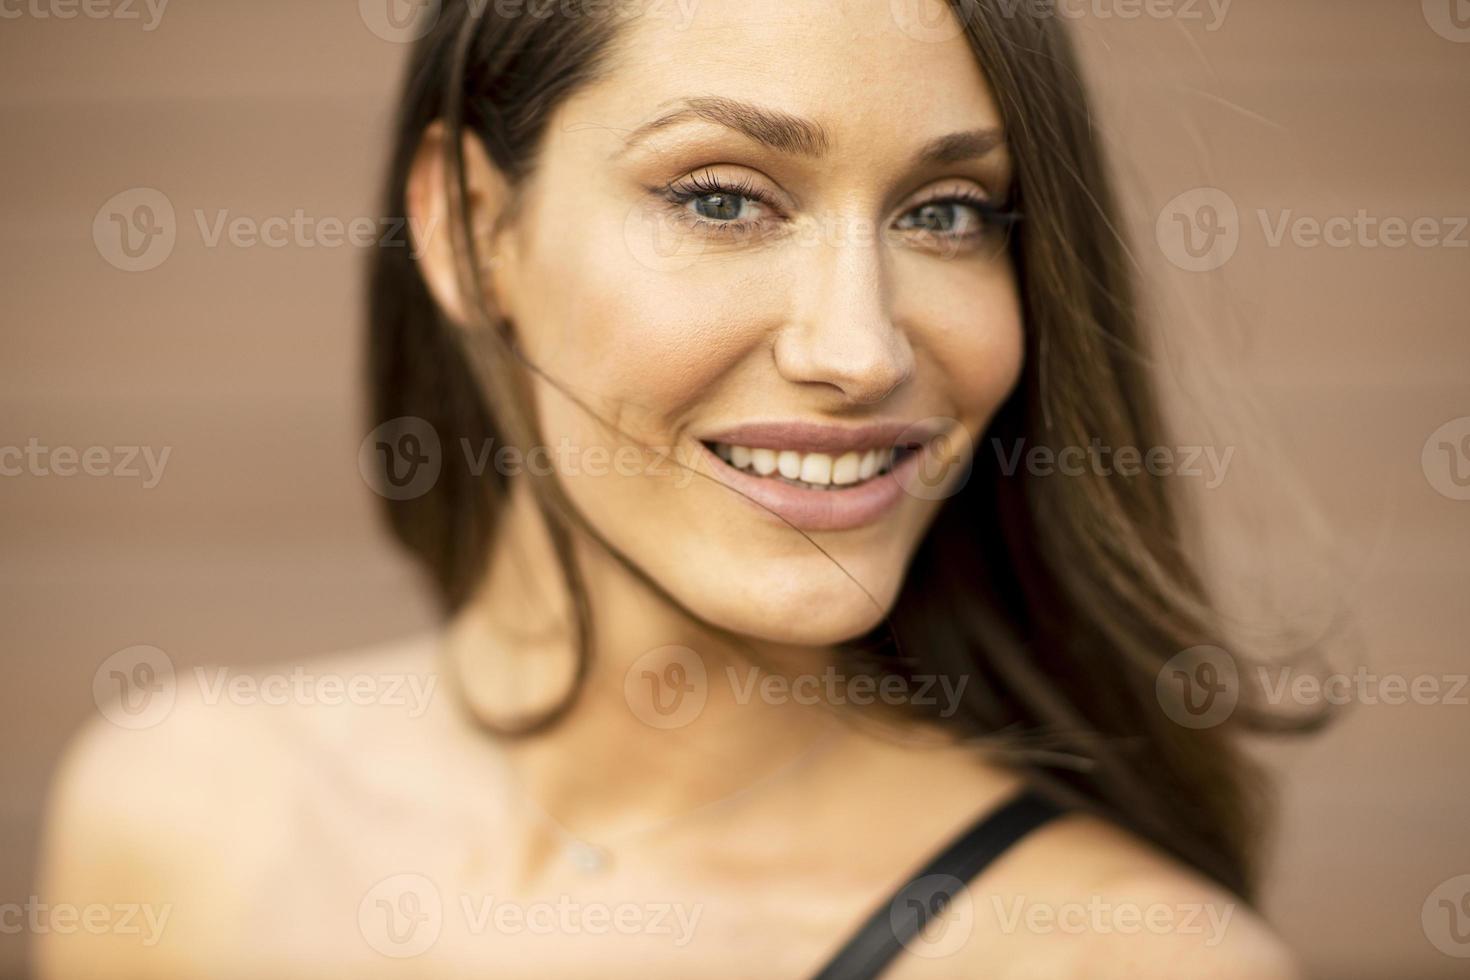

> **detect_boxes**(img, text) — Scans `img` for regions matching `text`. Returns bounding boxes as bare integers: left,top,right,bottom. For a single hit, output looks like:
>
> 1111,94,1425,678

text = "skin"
35,1,1300,977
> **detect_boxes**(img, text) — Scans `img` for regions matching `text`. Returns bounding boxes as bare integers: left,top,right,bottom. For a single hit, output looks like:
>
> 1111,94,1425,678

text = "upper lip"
699,419,950,455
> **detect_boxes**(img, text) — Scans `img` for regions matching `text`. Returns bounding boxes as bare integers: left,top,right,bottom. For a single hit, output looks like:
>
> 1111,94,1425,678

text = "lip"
695,422,944,532
698,442,919,532
699,419,948,456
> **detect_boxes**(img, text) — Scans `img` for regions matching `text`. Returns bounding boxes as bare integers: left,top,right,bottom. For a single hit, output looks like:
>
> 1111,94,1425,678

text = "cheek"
904,261,1026,428
516,216,776,436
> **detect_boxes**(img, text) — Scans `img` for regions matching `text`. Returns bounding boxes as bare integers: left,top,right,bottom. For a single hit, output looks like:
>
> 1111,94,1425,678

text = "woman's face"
488,0,1024,645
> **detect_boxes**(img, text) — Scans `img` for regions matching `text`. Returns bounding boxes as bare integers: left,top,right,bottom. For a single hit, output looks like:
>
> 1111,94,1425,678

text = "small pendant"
565,841,609,874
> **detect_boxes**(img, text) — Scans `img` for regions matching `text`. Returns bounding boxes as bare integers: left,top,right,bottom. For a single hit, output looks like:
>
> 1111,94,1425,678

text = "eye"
689,190,757,223
895,196,1006,237
660,170,778,231
899,200,980,235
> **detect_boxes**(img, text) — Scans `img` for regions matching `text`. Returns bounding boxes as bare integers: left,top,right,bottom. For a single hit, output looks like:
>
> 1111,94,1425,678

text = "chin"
678,561,905,649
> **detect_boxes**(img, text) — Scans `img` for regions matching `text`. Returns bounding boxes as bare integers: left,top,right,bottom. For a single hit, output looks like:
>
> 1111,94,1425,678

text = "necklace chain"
441,629,848,875
496,728,842,875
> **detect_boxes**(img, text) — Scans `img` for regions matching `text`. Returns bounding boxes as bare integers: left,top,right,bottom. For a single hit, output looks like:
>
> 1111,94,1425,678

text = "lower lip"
697,443,922,532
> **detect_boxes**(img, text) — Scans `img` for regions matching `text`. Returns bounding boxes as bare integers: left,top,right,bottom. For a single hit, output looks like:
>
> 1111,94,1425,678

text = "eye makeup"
645,165,1019,255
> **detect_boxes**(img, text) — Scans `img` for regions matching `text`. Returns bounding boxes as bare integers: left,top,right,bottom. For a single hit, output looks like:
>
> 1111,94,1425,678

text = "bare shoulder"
33,633,451,979
42,632,448,840
894,809,1299,980
1037,815,1299,980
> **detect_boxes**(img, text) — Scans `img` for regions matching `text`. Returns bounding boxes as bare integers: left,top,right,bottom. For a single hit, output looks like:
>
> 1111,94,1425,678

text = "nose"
772,234,915,405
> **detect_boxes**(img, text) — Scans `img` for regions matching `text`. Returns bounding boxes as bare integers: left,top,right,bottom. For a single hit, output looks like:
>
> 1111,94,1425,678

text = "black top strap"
810,788,1064,980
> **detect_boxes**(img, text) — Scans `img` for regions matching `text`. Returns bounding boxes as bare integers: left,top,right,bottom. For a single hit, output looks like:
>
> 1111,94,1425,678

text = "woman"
38,0,1308,976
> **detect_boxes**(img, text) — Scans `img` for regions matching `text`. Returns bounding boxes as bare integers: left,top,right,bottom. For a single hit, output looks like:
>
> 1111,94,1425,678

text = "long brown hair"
368,0,1314,899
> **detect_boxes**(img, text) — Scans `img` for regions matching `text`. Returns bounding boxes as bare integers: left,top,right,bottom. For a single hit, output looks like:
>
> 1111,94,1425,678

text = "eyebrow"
617,96,1005,167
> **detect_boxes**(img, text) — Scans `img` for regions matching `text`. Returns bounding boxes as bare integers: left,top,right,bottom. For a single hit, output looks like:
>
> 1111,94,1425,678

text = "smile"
706,443,909,491
696,420,947,533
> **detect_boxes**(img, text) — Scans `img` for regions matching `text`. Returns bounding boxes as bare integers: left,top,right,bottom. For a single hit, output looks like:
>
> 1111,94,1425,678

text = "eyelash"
660,171,779,232
657,171,1019,245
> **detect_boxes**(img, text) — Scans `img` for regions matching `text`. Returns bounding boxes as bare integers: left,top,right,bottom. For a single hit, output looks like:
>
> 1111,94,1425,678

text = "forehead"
562,0,1003,157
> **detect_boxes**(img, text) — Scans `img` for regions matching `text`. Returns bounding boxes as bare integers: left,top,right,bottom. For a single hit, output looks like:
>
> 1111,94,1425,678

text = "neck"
444,480,851,870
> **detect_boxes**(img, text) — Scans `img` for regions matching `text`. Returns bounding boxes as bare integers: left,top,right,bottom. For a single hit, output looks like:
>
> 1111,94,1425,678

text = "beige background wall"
2,2,1467,977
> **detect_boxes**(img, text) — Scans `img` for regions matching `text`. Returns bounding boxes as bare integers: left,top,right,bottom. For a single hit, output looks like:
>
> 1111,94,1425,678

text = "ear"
405,120,515,328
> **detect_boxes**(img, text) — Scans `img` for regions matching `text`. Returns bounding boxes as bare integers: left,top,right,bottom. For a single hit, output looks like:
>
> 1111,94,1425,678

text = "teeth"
832,452,861,485
777,450,802,480
799,453,833,484
711,442,900,488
